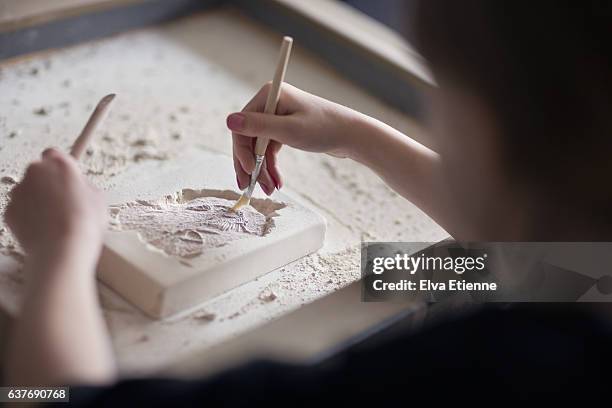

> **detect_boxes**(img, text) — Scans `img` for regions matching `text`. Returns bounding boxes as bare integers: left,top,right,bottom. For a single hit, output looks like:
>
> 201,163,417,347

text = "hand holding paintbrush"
231,36,293,211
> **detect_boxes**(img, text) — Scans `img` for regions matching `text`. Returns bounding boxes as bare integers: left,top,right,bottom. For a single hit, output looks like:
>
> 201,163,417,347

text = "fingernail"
272,174,282,190
227,113,245,131
261,183,271,195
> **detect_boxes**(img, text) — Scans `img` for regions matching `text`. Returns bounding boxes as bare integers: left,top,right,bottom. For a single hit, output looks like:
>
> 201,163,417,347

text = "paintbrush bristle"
230,195,250,212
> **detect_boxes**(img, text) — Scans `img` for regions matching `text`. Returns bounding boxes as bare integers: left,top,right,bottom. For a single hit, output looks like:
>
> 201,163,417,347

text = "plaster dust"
109,189,285,259
0,8,449,374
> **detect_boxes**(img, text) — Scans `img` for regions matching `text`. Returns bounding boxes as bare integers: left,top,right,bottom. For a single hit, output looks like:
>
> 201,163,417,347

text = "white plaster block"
97,149,326,318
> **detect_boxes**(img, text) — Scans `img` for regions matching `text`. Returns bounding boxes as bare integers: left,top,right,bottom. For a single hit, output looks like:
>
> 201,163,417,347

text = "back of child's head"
411,0,612,237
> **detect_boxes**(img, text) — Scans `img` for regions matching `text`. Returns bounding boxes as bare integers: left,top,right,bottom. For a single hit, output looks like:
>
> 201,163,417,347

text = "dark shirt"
69,305,612,406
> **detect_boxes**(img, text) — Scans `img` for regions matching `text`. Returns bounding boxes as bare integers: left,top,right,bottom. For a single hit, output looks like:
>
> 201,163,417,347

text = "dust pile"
110,195,274,258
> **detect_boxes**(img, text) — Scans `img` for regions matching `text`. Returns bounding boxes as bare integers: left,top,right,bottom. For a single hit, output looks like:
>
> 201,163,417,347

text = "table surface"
0,7,447,376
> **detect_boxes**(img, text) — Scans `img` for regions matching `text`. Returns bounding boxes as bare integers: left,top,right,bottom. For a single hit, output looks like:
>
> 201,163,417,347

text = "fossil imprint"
110,196,271,258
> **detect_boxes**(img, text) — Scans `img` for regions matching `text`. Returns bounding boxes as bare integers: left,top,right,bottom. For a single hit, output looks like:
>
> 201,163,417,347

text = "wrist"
27,234,102,283
325,107,372,161
343,112,387,165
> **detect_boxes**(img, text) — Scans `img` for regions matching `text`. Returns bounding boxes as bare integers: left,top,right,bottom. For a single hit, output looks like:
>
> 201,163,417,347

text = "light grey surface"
0,8,447,375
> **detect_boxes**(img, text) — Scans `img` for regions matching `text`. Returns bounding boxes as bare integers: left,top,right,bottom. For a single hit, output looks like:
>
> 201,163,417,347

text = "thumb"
226,112,295,144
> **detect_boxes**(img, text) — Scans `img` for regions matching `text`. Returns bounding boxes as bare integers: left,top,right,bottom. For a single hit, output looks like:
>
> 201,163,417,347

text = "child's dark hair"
412,1,612,233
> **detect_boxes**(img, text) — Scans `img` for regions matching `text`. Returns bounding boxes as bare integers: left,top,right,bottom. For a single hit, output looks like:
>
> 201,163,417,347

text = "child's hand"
4,149,115,387
227,83,361,194
4,148,107,267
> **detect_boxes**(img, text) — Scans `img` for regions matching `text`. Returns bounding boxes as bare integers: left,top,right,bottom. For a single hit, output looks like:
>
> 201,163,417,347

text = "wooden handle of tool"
71,93,116,159
254,36,293,156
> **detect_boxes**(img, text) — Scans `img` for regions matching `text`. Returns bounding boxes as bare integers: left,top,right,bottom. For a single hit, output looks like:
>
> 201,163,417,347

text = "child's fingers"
226,112,297,146
241,81,296,114
241,82,271,113
230,81,293,195
233,154,250,190
42,147,61,160
232,133,256,174
257,165,276,195
3,194,22,236
266,142,283,189
4,164,41,235
41,147,82,179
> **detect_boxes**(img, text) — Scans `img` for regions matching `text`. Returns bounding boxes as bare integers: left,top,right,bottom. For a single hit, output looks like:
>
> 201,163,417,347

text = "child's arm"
4,148,116,386
228,83,463,237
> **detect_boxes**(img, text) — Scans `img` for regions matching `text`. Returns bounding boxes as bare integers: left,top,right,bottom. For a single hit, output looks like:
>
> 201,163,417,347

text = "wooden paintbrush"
71,93,116,159
231,36,293,211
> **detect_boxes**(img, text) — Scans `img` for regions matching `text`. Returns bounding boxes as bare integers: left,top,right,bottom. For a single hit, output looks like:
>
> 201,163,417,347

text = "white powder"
110,193,278,258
